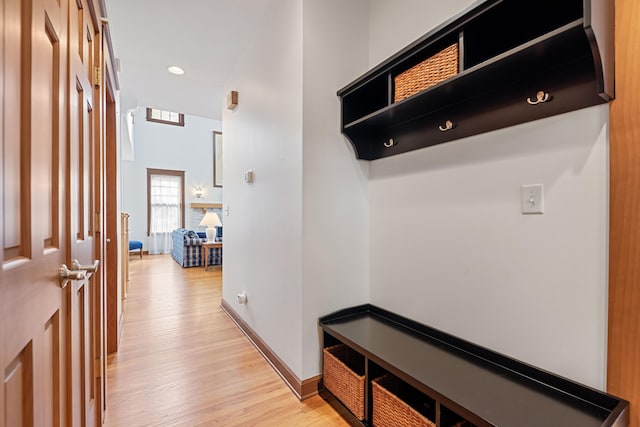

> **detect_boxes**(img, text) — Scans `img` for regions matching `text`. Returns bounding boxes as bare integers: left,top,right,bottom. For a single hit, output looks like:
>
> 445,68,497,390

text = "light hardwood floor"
104,254,348,427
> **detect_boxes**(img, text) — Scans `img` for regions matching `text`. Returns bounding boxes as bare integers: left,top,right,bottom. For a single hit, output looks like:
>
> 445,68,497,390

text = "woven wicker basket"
394,43,459,103
372,374,436,427
323,344,365,420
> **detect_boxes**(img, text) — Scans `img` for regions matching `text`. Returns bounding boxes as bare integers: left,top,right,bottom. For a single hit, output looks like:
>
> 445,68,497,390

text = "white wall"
301,0,370,379
121,109,222,246
221,0,370,381
368,0,472,66
221,0,305,376
368,0,609,389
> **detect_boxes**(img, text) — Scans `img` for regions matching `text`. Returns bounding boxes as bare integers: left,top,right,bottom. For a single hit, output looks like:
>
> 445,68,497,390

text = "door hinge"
94,66,102,87
95,358,103,378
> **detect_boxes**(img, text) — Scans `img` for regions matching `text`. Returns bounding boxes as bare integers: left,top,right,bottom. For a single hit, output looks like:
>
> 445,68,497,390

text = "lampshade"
199,212,222,242
199,212,221,227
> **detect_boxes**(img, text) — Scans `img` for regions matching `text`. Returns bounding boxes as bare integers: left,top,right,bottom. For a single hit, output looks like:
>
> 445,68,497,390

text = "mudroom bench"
319,305,628,427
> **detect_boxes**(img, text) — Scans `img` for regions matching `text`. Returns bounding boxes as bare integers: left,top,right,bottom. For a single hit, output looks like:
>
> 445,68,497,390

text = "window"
146,107,185,127
147,169,185,237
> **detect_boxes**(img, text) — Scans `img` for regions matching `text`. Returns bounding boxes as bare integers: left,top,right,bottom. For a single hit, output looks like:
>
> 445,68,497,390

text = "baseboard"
301,374,322,400
220,299,320,401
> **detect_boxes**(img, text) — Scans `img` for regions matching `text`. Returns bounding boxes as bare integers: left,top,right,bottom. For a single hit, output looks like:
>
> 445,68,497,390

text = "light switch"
244,170,254,183
521,184,544,214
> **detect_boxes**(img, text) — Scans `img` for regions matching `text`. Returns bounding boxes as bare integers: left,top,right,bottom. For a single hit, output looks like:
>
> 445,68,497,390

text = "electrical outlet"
521,184,544,214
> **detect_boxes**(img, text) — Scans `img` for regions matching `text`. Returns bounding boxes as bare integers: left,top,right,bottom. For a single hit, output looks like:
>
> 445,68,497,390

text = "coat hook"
527,91,551,105
383,138,396,148
438,120,455,132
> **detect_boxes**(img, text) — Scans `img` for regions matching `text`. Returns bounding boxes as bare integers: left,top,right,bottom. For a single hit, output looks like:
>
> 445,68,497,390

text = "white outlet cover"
521,184,544,214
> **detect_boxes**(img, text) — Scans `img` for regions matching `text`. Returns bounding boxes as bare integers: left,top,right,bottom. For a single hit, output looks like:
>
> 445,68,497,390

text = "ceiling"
105,0,272,120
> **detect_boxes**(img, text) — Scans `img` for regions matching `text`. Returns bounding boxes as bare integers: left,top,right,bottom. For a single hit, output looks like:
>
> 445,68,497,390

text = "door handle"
59,264,87,288
72,259,100,273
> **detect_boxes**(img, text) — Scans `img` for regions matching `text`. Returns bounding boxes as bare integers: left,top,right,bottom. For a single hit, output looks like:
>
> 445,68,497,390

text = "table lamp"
199,212,222,242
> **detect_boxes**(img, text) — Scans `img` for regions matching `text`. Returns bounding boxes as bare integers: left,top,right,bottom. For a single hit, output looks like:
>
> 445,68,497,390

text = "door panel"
70,280,88,426
4,345,33,427
43,313,61,427
3,0,30,261
42,12,62,250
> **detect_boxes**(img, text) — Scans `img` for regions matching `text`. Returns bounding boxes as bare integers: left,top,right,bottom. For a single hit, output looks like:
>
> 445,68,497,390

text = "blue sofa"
171,228,222,268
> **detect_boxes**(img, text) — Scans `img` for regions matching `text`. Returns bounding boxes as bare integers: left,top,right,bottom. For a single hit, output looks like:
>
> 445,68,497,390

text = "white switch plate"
521,184,544,214
223,205,230,216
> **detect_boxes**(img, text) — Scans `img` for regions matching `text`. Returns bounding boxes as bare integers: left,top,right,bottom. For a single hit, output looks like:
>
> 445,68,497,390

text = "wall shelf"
190,202,223,213
337,0,613,160
319,305,628,426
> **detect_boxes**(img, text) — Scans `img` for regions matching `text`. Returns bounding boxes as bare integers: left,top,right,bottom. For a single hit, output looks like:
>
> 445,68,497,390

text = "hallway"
104,255,347,426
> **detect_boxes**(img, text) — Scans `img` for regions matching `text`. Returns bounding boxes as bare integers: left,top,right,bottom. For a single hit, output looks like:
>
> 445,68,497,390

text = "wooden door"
608,0,640,423
1,0,103,424
68,0,101,426
1,0,71,425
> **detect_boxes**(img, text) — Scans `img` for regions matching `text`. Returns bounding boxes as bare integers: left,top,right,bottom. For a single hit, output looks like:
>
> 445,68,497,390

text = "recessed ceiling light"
168,66,184,75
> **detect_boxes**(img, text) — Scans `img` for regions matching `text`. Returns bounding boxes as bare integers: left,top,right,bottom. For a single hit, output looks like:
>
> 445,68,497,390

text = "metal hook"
383,138,395,148
527,91,551,105
438,120,455,132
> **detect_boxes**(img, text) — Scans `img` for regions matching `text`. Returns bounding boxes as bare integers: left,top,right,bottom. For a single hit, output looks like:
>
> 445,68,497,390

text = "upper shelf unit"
337,0,614,160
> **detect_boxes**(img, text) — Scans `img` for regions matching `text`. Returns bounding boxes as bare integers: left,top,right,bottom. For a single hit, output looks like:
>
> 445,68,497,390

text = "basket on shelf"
322,344,365,420
394,43,459,103
372,374,436,427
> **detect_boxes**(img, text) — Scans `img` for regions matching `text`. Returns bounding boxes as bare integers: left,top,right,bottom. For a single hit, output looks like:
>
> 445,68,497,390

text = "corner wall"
221,0,305,376
301,0,370,379
221,0,370,382
368,0,609,389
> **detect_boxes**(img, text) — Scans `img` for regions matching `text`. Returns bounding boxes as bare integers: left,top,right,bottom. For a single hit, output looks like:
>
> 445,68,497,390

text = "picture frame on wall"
213,131,222,187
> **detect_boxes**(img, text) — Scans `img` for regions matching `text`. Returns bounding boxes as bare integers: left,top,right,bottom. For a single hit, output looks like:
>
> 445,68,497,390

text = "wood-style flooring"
104,254,347,427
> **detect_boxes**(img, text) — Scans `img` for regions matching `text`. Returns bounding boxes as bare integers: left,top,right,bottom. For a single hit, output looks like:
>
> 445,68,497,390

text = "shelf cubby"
462,0,583,68
371,372,437,426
